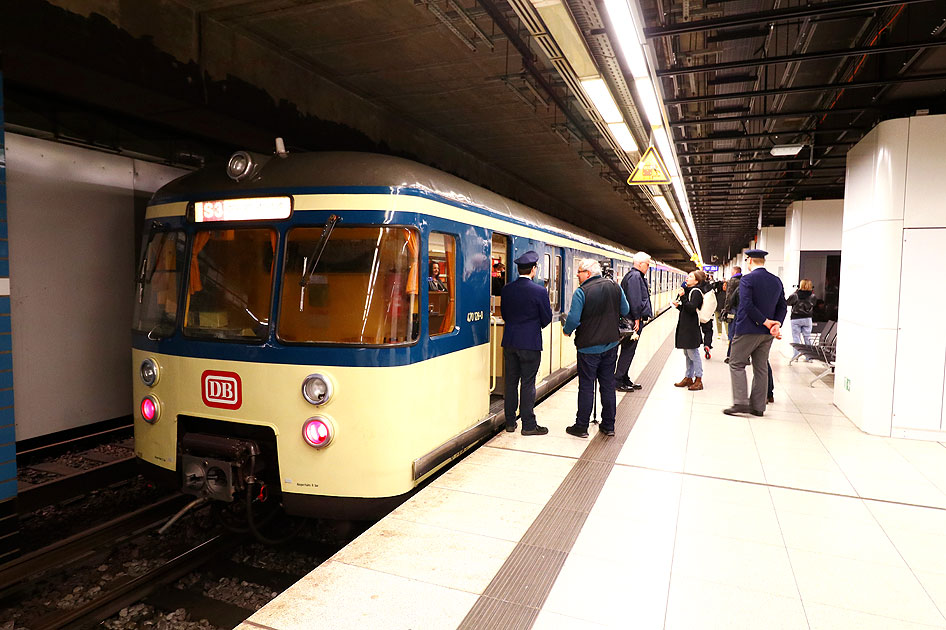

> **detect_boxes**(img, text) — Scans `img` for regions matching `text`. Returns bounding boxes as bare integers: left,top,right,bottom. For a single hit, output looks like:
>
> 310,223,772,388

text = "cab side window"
429,233,456,336
550,255,562,312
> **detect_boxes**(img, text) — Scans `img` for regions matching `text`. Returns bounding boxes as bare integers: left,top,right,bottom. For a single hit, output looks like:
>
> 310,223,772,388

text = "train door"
489,233,509,396
548,250,564,376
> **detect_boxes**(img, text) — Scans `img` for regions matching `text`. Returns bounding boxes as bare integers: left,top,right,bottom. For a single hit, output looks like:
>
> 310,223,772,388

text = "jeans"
614,335,639,382
503,348,542,430
790,317,813,358
576,345,618,432
684,347,703,378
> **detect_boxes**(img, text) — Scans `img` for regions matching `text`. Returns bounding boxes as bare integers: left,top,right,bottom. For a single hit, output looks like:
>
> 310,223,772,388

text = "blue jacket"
734,267,788,335
500,277,553,351
621,267,653,322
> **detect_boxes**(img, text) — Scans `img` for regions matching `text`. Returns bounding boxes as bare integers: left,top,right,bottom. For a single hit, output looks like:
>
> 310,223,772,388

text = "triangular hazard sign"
627,146,671,185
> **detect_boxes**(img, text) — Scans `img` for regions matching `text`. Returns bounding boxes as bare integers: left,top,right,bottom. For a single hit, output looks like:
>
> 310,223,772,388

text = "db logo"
201,370,242,410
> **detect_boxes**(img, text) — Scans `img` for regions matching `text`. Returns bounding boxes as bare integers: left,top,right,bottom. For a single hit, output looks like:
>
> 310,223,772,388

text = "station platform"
239,317,946,630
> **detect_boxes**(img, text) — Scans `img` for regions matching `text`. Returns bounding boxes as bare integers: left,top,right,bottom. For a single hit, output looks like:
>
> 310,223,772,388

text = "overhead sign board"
703,265,719,273
627,146,672,185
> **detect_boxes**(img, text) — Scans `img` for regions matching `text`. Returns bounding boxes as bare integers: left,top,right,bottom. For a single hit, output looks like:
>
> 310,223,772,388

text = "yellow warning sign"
627,146,671,185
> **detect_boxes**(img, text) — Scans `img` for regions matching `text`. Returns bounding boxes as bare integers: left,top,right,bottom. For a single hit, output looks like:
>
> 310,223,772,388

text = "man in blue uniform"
563,258,630,438
724,249,787,417
615,251,653,392
500,251,554,435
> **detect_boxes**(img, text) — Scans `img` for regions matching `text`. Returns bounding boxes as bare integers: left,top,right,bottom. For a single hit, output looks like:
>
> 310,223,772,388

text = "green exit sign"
845,377,851,391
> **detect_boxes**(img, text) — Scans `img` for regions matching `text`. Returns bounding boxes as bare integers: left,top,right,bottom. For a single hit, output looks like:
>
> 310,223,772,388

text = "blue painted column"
0,72,19,562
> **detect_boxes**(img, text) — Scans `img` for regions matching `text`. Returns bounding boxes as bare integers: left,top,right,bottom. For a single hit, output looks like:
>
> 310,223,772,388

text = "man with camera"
615,251,653,392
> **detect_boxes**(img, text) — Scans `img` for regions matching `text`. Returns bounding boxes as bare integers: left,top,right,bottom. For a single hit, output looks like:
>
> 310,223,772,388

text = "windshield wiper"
300,214,341,286
135,222,167,303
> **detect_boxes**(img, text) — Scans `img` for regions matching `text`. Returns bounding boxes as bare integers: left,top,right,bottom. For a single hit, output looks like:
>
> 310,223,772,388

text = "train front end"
132,173,488,520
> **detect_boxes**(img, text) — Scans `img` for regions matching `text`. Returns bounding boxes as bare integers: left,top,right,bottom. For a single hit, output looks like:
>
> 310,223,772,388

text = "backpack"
697,287,717,324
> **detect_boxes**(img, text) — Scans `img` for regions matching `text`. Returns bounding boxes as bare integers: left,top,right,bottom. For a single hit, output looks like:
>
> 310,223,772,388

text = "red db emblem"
201,370,242,410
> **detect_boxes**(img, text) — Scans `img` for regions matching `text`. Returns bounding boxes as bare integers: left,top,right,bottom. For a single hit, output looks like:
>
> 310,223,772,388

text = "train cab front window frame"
550,254,562,313
183,227,278,342
277,225,421,346
133,229,187,339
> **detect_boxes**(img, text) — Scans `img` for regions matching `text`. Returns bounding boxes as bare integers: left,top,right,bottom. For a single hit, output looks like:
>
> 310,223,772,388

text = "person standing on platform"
787,278,816,364
500,251,553,435
724,250,787,417
614,251,653,392
562,258,629,438
699,274,715,359
672,270,706,391
722,266,743,364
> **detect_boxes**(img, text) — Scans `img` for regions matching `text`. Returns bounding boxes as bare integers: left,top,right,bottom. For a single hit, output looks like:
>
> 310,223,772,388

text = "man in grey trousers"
723,250,787,417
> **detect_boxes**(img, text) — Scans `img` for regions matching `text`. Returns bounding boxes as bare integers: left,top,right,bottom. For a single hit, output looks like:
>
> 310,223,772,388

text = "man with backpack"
614,251,653,392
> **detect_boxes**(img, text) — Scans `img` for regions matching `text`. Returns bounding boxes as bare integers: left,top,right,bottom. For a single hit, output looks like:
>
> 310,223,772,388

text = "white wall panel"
871,118,910,224
892,228,946,432
837,220,902,330
783,203,803,293
834,321,896,437
904,115,946,228
6,134,186,440
799,200,843,251
842,130,877,233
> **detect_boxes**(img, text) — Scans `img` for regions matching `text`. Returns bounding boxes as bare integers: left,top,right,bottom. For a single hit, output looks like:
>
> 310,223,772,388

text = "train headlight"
302,416,334,449
226,151,255,182
302,373,333,406
141,395,161,423
140,358,159,387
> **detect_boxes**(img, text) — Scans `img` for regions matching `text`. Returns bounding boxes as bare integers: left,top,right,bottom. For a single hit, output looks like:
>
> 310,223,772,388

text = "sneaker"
616,383,635,392
505,424,516,432
599,427,615,437
565,424,589,438
522,425,549,436
704,346,711,359
629,381,643,390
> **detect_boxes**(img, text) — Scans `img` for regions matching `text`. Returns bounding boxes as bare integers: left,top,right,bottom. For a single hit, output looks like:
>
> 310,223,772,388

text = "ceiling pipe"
671,107,876,126
643,0,934,38
657,39,946,77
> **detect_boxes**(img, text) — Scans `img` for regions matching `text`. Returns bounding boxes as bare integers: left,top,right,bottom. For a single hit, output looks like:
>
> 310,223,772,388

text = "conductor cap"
745,249,768,258
514,250,539,266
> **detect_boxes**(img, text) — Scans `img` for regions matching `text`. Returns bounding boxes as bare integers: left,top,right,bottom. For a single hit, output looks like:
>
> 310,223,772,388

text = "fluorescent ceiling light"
770,143,805,156
634,78,662,128
607,122,639,153
603,0,648,78
670,177,689,212
653,195,674,221
580,77,623,124
653,127,679,177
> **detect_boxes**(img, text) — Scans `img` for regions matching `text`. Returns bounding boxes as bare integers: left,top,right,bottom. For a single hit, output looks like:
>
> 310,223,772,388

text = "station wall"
835,114,946,440
5,134,186,441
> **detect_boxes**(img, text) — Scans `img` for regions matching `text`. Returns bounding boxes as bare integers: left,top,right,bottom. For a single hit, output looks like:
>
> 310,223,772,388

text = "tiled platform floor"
240,317,946,630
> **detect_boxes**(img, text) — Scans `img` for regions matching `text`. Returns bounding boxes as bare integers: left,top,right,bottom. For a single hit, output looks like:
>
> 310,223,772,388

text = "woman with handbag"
672,270,706,391
786,279,816,363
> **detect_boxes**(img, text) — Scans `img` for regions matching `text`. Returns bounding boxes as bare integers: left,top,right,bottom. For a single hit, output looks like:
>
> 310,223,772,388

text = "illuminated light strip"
194,197,292,222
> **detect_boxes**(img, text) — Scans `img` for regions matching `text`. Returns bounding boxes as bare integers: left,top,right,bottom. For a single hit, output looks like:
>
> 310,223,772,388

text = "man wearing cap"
615,251,653,392
724,249,787,417
562,258,630,438
500,251,553,435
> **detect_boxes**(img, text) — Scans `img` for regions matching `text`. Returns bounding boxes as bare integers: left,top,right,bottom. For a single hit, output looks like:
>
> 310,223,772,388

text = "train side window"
550,255,562,312
133,230,186,338
429,232,456,337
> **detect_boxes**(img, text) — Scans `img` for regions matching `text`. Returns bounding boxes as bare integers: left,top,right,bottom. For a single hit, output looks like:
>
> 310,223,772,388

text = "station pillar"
835,114,946,440
0,71,20,562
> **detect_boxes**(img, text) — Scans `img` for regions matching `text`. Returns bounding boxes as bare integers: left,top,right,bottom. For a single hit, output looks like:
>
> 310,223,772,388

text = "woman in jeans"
672,270,705,391
786,278,816,363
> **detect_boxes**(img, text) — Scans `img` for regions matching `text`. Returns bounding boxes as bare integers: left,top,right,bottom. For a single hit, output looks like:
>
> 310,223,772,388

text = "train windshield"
278,226,420,345
184,228,277,341
133,230,186,338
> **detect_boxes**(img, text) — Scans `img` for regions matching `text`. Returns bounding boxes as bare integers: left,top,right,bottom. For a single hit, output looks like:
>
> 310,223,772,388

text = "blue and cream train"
132,151,684,520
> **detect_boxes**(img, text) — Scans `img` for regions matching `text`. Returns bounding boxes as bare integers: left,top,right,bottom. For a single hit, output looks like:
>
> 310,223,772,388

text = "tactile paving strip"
458,335,676,629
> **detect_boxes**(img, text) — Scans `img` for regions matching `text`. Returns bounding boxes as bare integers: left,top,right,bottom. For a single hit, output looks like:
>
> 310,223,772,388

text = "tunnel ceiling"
2,0,946,266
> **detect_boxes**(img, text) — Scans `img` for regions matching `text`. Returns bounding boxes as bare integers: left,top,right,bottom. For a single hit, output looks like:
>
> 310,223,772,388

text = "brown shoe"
688,377,704,391
674,377,694,388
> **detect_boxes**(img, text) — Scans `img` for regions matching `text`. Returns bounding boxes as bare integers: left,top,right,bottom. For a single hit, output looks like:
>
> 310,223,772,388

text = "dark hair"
517,263,535,275
693,269,707,283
